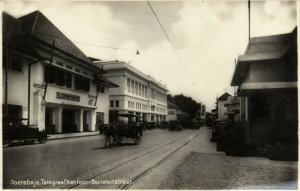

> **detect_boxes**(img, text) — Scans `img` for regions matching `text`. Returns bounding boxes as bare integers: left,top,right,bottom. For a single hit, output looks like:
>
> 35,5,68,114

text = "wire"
147,1,188,72
34,32,138,51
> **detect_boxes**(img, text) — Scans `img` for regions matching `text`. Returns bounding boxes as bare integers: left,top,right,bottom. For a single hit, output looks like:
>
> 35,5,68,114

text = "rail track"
67,128,208,189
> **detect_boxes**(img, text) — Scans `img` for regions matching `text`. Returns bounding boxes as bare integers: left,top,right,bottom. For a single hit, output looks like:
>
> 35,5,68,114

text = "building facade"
99,61,168,123
3,11,118,134
195,103,206,125
223,96,240,123
231,28,298,151
216,92,231,121
166,102,188,121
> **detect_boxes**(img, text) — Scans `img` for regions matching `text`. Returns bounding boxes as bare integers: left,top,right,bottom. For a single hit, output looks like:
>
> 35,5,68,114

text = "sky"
3,0,297,111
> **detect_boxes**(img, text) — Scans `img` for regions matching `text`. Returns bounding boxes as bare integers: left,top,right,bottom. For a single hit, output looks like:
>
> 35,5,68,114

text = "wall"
166,108,177,121
217,101,228,120
244,61,286,83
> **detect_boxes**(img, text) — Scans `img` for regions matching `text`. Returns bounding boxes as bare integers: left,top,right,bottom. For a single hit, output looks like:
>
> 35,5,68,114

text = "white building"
3,11,118,134
216,92,231,121
97,61,168,123
166,102,188,121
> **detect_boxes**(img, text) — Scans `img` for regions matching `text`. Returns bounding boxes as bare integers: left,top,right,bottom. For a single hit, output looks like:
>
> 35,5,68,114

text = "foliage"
167,94,199,119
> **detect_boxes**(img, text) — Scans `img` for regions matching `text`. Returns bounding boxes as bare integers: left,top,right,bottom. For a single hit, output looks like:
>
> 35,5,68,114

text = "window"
55,69,65,86
96,112,104,124
3,56,23,72
97,86,105,93
131,81,135,94
74,76,90,92
135,82,138,95
128,101,131,108
44,66,56,84
116,100,119,107
110,100,114,107
145,87,147,98
75,68,81,73
66,65,73,70
56,61,63,66
139,84,141,96
65,73,72,88
127,79,131,93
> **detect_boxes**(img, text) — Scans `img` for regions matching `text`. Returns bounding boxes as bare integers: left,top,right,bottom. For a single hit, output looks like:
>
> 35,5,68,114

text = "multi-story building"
97,61,168,123
3,11,118,134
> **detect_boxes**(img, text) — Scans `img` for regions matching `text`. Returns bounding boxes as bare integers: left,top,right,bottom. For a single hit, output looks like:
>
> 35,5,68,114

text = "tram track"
120,128,208,189
68,128,208,189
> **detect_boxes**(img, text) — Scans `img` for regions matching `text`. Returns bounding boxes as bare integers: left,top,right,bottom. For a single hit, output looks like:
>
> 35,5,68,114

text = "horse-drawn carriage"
101,113,143,148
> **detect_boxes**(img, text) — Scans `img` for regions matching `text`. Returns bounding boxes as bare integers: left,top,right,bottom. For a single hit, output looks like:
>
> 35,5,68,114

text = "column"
76,109,83,132
88,110,96,131
54,107,62,133
33,90,46,131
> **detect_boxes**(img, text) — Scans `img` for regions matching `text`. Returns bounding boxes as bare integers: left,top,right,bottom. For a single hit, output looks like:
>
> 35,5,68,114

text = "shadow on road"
92,143,137,150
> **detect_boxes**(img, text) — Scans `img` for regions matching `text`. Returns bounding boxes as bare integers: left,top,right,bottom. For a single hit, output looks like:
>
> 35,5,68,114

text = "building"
97,61,168,123
216,92,231,121
195,103,206,125
223,96,240,123
166,102,189,121
3,11,118,134
231,28,298,153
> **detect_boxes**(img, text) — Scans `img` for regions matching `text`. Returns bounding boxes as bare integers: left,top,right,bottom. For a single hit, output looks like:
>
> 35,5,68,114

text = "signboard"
56,92,80,102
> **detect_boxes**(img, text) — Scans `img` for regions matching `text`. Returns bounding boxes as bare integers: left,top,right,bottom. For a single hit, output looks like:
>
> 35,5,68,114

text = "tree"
168,94,199,119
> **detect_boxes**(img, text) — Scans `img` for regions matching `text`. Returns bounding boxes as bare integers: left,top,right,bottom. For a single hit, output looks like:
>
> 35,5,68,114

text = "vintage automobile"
168,120,183,131
3,117,47,147
103,113,143,148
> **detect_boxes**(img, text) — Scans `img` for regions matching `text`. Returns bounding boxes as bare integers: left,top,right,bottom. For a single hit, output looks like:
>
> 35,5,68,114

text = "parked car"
168,120,182,131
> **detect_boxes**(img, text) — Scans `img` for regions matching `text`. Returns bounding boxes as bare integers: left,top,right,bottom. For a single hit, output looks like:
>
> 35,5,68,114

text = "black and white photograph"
2,0,298,189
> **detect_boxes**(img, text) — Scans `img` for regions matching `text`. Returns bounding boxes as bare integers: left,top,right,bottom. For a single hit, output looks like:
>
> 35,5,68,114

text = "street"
3,128,297,189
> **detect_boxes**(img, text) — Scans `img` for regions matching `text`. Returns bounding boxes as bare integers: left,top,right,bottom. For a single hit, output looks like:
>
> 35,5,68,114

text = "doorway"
62,109,76,133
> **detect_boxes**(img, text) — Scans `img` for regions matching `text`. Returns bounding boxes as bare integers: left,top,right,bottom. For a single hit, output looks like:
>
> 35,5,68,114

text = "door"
62,109,76,133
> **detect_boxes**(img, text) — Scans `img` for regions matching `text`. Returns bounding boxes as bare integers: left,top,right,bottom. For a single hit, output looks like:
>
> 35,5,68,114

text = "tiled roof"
217,92,231,101
231,27,297,86
168,101,179,109
4,11,94,65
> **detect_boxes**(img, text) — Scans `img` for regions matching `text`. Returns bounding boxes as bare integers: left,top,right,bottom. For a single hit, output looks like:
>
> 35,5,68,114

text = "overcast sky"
3,0,297,111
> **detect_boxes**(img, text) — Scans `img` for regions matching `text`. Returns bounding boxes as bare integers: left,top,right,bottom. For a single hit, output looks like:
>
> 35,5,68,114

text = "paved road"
4,127,297,189
3,128,207,189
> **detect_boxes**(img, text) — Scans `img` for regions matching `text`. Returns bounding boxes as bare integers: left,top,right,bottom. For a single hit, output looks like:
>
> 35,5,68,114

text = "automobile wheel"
38,137,47,144
3,139,10,147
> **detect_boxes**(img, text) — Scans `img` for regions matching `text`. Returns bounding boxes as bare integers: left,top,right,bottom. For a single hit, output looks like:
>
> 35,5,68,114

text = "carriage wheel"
134,134,141,145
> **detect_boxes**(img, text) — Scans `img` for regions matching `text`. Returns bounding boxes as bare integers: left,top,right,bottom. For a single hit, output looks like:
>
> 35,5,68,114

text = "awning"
238,82,297,96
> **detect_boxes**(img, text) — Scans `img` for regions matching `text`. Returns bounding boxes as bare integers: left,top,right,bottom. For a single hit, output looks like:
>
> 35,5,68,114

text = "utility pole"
248,0,251,41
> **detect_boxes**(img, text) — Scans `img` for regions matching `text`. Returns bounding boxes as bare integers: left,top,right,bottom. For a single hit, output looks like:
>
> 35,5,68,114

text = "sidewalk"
47,131,100,140
47,129,163,140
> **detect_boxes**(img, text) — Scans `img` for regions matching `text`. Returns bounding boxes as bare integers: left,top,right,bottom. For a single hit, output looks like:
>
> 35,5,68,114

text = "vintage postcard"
2,0,298,190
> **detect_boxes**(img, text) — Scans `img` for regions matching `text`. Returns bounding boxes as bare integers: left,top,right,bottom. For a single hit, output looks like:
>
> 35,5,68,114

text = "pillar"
88,110,96,131
32,90,45,131
54,107,62,133
76,109,83,132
